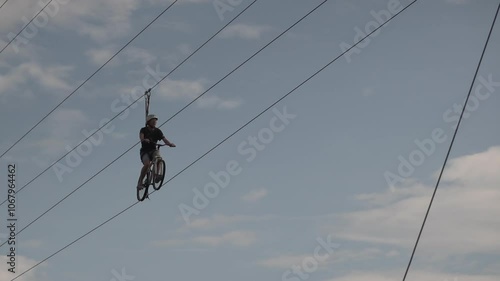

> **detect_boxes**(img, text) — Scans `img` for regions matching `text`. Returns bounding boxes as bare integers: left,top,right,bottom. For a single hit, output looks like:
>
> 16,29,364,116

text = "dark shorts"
140,150,160,164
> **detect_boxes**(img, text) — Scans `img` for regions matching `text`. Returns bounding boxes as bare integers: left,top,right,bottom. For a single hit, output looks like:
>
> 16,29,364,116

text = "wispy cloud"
150,239,185,248
0,1,41,33
86,41,157,68
85,47,118,66
194,231,256,247
123,47,158,66
194,94,243,110
0,0,209,48
52,0,142,43
0,62,74,101
242,188,268,202
0,255,47,281
26,108,90,159
156,78,243,110
152,230,257,248
325,270,498,281
22,240,44,249
219,23,272,40
445,0,468,4
257,247,387,269
324,146,500,261
257,254,310,268
177,214,278,231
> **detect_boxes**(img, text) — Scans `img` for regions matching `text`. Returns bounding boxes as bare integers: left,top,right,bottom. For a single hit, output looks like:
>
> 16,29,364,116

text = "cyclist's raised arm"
162,136,175,147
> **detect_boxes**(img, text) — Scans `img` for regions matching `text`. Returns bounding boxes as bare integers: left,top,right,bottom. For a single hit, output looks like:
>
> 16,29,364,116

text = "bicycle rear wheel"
137,170,150,201
152,159,166,190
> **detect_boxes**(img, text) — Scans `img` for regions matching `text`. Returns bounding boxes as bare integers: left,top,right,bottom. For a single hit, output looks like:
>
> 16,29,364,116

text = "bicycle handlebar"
140,140,169,146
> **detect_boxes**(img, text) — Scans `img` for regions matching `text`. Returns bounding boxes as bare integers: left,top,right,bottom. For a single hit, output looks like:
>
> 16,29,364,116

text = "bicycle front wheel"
152,160,166,190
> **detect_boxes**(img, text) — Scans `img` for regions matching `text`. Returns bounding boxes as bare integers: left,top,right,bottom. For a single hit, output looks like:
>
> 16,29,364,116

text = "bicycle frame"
149,144,164,179
137,143,168,201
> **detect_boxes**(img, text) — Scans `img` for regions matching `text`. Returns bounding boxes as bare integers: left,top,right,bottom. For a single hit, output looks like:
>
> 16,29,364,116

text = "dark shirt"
140,126,165,153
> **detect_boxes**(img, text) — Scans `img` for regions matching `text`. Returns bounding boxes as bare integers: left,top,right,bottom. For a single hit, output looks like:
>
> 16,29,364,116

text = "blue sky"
1,0,500,280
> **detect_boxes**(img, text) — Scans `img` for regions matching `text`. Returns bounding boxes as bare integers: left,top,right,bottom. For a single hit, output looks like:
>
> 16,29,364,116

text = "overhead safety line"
0,0,324,241
10,1,418,279
401,2,500,281
0,0,10,12
0,0,180,159
0,0,259,207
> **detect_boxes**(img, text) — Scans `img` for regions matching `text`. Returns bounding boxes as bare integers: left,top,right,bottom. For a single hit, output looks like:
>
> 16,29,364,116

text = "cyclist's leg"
138,152,151,189
153,150,161,175
151,150,161,182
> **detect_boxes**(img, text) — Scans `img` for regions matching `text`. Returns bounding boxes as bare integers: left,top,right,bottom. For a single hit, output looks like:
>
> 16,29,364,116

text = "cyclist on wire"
137,114,175,190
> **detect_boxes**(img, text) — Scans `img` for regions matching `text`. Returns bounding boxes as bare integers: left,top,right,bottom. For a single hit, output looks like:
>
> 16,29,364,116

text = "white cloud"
28,139,69,160
85,47,118,66
385,250,400,257
156,78,243,110
242,188,268,202
257,254,310,268
177,214,277,231
146,0,211,4
0,65,29,97
51,0,141,43
152,231,257,248
354,179,430,206
257,247,386,269
182,0,212,3
325,270,498,281
86,45,157,67
110,132,128,139
440,146,500,187
177,43,192,56
445,0,468,4
48,108,89,139
0,0,137,44
195,95,243,110
21,240,43,249
362,87,375,96
219,24,272,40
153,21,194,33
150,239,185,248
0,62,74,101
123,47,158,66
324,146,500,261
0,0,212,47
330,248,384,263
26,108,90,158
156,77,207,99
0,255,48,281
194,231,256,247
0,1,41,33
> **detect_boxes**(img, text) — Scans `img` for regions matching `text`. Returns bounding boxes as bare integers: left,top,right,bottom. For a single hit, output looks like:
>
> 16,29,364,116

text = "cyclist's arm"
162,136,173,146
140,132,148,143
157,129,174,146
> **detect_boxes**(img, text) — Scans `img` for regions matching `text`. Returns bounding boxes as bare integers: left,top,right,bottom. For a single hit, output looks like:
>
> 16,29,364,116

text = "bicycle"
137,144,167,201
